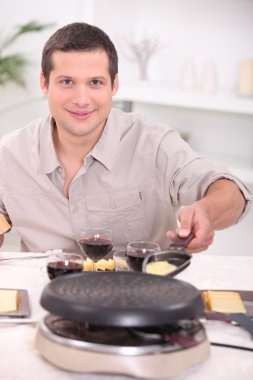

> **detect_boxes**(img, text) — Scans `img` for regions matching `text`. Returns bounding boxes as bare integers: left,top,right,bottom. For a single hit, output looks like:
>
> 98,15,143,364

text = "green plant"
0,20,53,87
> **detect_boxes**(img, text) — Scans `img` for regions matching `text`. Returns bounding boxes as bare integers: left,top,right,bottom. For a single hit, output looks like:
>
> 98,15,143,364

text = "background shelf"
115,83,253,115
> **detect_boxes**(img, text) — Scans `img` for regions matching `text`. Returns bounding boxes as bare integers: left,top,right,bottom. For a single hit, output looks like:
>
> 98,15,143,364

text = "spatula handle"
170,233,195,251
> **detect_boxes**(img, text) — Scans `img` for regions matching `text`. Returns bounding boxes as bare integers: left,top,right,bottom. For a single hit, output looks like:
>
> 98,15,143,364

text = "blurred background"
1,0,253,255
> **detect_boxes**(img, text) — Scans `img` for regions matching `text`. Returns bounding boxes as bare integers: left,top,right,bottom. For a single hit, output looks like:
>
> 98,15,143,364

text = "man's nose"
73,85,90,106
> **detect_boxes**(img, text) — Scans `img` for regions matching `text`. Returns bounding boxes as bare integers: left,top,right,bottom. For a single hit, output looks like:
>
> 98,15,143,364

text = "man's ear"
40,72,48,94
112,74,119,96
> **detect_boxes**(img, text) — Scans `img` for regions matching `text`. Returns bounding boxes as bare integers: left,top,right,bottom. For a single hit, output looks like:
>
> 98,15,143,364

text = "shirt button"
73,206,79,213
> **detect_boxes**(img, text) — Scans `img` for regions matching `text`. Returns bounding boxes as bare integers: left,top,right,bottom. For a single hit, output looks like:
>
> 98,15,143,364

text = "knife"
205,311,253,340
0,254,49,262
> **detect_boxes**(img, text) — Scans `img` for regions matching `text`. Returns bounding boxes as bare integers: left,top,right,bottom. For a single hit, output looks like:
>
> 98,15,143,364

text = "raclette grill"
35,271,210,378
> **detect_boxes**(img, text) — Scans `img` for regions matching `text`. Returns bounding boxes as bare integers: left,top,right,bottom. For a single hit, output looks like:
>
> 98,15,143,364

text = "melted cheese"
146,261,177,275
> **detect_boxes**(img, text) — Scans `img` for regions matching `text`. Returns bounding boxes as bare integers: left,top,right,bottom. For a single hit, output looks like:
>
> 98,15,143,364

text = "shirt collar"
37,108,124,174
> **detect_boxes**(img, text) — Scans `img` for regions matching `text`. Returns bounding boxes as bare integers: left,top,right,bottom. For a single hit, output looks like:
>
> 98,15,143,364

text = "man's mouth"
68,109,94,119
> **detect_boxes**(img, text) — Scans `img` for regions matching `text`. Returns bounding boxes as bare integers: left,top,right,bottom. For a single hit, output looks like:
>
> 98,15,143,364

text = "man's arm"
167,179,247,253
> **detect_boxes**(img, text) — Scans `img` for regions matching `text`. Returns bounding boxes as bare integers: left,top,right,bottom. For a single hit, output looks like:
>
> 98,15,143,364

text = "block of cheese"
96,259,115,271
146,261,177,275
83,258,115,271
83,258,94,271
0,289,19,313
203,290,246,314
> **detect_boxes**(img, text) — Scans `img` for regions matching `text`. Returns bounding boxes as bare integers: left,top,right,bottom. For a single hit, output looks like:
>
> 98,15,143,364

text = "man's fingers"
166,230,177,241
177,206,195,237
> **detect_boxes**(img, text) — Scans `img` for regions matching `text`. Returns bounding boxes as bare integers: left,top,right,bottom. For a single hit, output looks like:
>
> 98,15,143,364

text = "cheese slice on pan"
0,289,19,313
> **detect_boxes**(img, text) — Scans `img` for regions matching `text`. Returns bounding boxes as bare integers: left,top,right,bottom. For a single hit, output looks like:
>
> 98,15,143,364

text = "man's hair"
41,22,118,86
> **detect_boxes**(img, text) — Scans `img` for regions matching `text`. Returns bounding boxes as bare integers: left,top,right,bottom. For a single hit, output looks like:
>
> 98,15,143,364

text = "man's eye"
90,79,102,87
62,79,73,86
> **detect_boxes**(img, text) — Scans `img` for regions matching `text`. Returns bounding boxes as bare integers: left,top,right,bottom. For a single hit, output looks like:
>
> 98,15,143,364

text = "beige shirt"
0,108,252,252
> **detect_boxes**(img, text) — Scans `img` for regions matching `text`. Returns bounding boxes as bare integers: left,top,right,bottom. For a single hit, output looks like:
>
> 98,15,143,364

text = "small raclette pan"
142,233,194,277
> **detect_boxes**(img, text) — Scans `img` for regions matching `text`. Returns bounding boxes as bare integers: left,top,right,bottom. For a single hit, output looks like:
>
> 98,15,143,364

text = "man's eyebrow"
55,75,73,80
88,76,107,80
54,75,108,81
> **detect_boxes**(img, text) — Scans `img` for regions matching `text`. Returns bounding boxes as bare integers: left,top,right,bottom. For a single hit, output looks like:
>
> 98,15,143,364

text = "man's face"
40,50,118,139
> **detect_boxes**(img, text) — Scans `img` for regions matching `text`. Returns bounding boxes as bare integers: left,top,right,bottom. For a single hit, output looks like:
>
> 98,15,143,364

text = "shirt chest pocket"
85,190,150,248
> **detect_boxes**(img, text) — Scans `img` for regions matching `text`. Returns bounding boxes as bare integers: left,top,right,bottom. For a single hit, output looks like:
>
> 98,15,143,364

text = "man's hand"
166,204,214,253
167,179,246,253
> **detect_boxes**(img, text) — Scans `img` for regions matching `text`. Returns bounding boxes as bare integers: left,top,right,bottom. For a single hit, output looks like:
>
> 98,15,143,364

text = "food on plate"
146,261,177,275
83,258,93,271
202,290,246,314
96,259,115,271
83,258,115,271
0,214,11,234
0,289,19,313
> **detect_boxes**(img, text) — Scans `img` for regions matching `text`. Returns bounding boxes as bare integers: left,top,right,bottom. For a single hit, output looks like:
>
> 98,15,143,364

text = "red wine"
79,237,113,261
47,260,83,280
126,250,154,272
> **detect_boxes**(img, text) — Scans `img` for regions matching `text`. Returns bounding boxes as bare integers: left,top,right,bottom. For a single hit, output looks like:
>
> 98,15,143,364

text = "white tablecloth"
0,252,253,380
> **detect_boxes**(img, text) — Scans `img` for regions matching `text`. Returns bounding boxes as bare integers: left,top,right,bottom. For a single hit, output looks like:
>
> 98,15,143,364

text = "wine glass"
47,252,83,280
79,228,113,271
126,241,160,272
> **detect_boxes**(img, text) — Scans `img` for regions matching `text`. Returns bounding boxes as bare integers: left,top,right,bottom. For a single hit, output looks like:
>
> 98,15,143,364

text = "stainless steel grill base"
35,316,210,379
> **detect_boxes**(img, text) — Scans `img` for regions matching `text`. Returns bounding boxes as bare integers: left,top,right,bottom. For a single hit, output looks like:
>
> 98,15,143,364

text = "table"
0,252,253,380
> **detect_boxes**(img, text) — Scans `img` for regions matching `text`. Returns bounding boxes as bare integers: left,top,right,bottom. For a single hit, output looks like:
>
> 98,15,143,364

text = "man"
0,22,251,253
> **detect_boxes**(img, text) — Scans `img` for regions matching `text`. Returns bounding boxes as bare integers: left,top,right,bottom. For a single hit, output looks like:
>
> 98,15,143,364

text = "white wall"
92,0,253,88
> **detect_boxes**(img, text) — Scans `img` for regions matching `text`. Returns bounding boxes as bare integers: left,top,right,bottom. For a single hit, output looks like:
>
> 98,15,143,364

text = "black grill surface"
40,272,204,327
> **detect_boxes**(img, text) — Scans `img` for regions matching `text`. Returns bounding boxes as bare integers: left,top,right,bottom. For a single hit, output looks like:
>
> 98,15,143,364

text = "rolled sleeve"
157,130,252,221
201,173,252,223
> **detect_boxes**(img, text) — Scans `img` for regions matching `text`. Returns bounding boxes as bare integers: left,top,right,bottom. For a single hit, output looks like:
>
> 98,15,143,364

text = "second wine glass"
79,228,113,271
126,241,160,272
